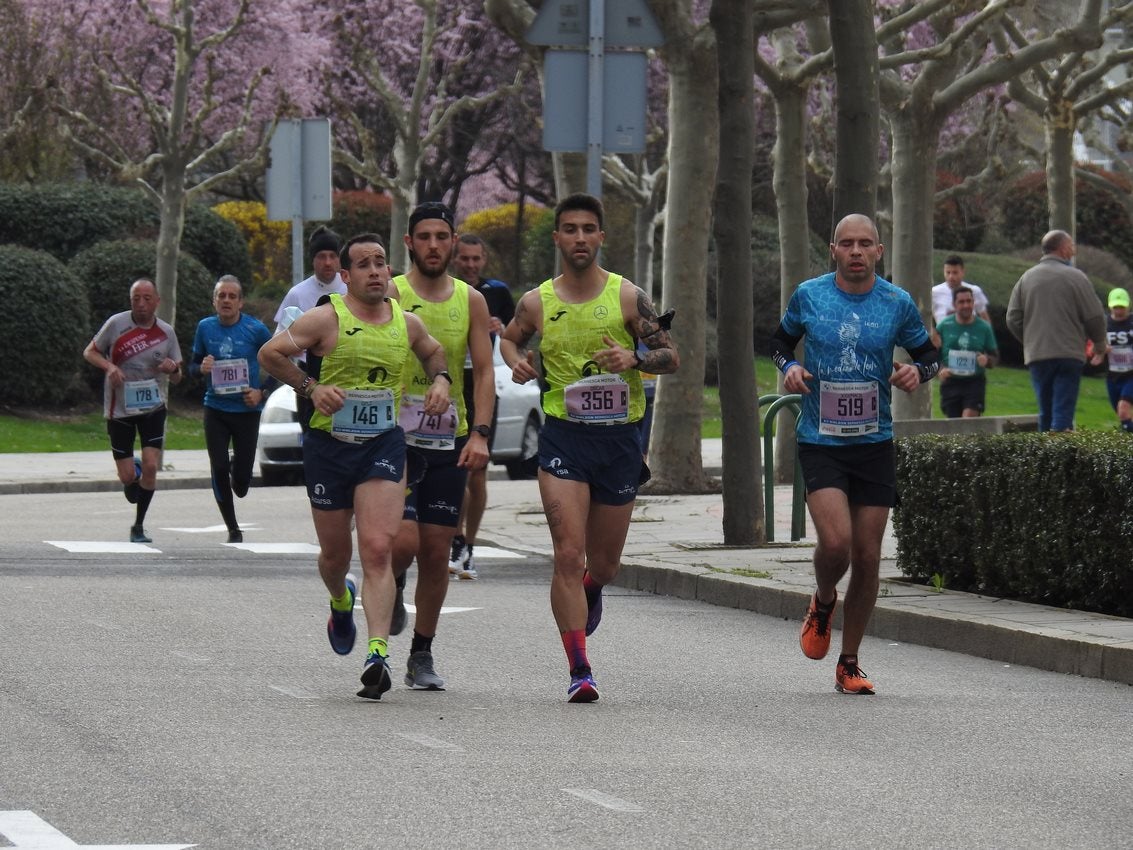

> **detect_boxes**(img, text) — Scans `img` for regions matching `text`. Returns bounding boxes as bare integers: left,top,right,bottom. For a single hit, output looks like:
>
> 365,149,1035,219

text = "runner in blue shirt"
770,214,939,695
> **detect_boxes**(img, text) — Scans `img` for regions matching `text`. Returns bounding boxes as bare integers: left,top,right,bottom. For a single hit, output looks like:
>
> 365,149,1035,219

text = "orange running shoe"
799,591,837,660
835,659,875,695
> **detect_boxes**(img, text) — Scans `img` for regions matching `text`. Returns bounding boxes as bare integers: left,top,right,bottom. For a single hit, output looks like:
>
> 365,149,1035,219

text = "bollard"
758,394,804,542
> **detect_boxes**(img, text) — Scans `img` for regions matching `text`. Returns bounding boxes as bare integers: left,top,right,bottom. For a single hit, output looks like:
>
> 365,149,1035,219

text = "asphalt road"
2,488,1131,849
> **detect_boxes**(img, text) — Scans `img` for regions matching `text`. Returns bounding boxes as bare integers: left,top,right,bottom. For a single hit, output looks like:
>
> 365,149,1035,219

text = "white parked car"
256,337,543,485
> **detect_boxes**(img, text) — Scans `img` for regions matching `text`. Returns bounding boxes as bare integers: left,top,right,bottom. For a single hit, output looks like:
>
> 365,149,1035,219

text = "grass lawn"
0,361,1119,452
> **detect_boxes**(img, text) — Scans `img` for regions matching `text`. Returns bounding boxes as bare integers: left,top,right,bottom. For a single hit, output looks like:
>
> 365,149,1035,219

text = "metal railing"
758,393,806,542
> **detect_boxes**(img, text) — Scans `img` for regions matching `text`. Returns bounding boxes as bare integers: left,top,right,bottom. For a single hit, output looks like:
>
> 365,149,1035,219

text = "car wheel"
505,413,541,480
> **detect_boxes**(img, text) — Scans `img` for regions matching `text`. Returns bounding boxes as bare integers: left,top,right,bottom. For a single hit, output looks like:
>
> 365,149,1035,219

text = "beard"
410,248,452,279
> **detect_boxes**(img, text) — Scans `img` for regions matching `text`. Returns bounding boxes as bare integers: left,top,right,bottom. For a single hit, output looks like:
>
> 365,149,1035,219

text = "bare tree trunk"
827,0,879,225
154,174,186,329
634,201,658,298
711,0,761,543
888,113,937,421
1047,111,1077,237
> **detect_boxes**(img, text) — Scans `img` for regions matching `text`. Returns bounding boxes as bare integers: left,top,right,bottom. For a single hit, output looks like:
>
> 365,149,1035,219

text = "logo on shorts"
617,485,635,495
374,459,397,474
313,483,326,495
548,456,569,476
429,499,460,516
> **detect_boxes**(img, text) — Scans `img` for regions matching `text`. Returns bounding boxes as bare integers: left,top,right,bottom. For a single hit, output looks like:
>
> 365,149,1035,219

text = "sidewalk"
3,439,1131,685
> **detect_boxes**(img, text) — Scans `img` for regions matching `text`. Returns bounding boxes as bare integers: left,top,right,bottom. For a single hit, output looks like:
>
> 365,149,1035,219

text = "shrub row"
893,433,1133,617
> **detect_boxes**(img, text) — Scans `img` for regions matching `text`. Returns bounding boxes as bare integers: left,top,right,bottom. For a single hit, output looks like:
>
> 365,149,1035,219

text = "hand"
201,354,215,374
243,387,263,408
422,381,450,416
310,383,345,416
938,367,951,383
976,354,988,368
511,351,538,384
782,363,813,395
458,433,490,470
890,361,921,393
594,335,633,373
488,317,505,335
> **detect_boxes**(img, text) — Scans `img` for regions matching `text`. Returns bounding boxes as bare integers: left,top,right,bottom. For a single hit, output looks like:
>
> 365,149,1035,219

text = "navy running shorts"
302,427,406,511
538,416,644,506
403,436,469,527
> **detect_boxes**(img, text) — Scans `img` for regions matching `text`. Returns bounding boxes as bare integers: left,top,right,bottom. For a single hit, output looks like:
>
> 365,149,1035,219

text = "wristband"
782,359,800,375
433,370,453,384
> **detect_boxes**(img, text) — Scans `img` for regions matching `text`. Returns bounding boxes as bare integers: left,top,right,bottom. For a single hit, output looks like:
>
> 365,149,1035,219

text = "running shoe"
835,659,875,695
124,458,142,504
567,666,599,703
129,524,152,543
584,578,603,636
357,652,392,700
227,529,243,544
448,535,467,576
404,650,446,690
390,571,407,636
327,576,357,655
799,590,837,660
457,545,477,581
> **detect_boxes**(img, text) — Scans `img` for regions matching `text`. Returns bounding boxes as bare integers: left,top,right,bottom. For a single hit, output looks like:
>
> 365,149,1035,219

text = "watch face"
473,424,491,437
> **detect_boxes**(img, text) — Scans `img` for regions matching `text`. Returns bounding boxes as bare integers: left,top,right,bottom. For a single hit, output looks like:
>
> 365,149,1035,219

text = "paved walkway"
3,439,1130,685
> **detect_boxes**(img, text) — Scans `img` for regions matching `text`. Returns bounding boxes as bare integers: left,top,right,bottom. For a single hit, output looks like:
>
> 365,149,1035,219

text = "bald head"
1041,230,1074,259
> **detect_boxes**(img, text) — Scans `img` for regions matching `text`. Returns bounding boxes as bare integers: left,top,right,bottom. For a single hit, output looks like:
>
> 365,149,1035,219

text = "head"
1109,287,1130,321
952,285,975,321
553,193,605,272
308,226,342,285
339,233,390,304
454,234,488,284
943,255,965,288
213,275,244,324
405,201,456,279
129,278,159,324
1041,229,1075,261
829,214,883,287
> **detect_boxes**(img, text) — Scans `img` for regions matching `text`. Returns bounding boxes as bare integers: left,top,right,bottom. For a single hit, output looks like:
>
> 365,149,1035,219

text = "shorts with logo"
797,440,897,508
403,435,469,526
939,374,986,417
108,407,168,459
302,427,406,511
538,416,644,506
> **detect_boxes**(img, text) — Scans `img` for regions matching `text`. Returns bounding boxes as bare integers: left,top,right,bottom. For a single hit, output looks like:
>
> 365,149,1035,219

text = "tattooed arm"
500,288,542,384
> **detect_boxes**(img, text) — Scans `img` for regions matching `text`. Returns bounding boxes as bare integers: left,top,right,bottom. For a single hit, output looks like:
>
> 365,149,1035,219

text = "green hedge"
0,246,89,405
894,433,1133,617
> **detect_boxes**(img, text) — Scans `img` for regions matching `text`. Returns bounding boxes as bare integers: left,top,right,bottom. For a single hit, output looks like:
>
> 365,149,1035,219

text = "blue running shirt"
780,273,929,445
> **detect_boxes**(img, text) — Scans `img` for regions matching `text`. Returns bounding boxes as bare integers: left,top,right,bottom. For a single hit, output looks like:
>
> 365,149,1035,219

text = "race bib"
124,379,161,415
819,380,879,437
947,349,979,377
1110,345,1133,373
331,389,395,443
564,374,630,424
211,358,250,394
399,394,458,450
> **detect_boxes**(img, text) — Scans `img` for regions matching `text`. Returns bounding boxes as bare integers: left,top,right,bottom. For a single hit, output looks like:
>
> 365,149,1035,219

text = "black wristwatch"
433,370,453,384
471,424,491,438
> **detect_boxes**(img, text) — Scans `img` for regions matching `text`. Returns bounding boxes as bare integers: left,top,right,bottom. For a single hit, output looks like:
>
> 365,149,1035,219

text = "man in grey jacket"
1007,230,1109,431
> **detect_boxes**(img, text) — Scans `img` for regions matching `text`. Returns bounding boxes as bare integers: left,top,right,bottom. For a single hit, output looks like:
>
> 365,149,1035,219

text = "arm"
501,289,541,384
594,281,679,374
770,323,812,395
258,304,345,415
405,312,451,416
893,339,939,393
1005,282,1024,342
462,291,495,469
83,337,125,389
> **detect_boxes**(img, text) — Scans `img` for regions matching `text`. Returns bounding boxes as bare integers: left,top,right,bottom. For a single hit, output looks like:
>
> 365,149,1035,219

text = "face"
1113,305,1129,321
454,242,487,283
341,242,390,304
213,282,243,323
129,281,159,323
943,264,964,288
953,291,975,321
829,217,882,286
312,249,341,285
553,210,604,272
405,219,454,279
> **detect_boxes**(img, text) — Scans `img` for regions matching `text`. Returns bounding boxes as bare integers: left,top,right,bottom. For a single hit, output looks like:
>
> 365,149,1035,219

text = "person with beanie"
272,226,346,338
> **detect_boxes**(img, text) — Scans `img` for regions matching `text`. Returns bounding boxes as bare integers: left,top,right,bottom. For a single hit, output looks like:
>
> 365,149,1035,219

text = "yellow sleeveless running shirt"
392,275,471,437
539,273,645,422
309,294,408,433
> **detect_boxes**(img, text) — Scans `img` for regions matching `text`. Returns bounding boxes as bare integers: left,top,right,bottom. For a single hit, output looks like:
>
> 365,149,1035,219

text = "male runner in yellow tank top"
501,193,679,703
258,233,450,700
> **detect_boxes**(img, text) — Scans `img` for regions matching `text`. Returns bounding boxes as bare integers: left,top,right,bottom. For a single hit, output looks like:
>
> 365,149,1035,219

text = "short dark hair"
339,233,386,269
952,285,973,302
554,193,604,231
1042,230,1071,254
944,255,964,268
457,234,486,250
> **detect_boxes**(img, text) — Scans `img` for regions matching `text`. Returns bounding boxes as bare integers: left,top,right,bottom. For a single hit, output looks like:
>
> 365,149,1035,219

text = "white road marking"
398,604,481,615
225,543,321,554
471,545,525,560
561,789,645,812
162,524,260,533
395,733,463,751
0,809,195,848
45,542,159,553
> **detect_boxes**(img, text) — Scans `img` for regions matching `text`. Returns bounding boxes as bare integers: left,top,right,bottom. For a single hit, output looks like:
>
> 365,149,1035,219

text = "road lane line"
562,788,645,812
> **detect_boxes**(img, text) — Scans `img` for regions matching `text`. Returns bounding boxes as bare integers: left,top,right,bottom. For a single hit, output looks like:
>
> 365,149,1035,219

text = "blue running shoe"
567,666,599,703
357,652,392,700
327,576,357,655
124,458,142,504
584,579,603,636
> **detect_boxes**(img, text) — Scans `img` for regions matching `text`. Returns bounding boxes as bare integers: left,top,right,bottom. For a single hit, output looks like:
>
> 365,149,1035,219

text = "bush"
324,190,393,249
894,433,1133,617
0,246,89,405
182,204,252,285
70,239,213,369
461,202,553,289
213,200,290,290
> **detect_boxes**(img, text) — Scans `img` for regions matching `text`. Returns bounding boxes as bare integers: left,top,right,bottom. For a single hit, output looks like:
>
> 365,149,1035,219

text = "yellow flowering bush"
213,201,290,291
460,203,553,288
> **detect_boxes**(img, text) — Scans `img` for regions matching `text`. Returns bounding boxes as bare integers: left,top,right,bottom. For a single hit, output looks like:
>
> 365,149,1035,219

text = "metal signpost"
265,118,333,284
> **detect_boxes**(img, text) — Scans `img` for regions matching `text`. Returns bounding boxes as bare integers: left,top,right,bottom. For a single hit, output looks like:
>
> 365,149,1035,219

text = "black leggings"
204,406,261,530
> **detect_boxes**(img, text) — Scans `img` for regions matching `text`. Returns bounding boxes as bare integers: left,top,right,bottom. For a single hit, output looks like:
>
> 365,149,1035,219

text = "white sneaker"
448,535,466,575
458,545,477,580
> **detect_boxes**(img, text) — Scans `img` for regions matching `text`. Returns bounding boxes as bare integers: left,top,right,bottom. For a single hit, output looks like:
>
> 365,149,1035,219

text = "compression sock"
583,570,603,593
330,586,354,612
410,631,434,654
560,629,590,672
367,637,389,658
135,486,155,525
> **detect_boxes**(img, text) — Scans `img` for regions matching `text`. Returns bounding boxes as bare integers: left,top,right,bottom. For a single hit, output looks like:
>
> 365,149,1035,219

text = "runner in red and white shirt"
83,278,183,543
